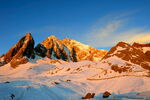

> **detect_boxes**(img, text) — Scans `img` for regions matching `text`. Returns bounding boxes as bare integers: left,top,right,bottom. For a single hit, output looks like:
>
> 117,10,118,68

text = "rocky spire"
0,33,35,68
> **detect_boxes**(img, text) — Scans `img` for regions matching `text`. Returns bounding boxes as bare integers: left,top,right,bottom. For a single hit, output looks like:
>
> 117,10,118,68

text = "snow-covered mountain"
0,33,107,68
0,33,150,99
101,42,150,72
61,38,107,61
35,35,69,61
0,33,35,68
35,35,107,62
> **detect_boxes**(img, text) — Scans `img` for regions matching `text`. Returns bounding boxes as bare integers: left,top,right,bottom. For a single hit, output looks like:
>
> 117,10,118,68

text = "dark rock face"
34,44,47,57
103,91,111,98
81,93,95,99
34,35,69,61
0,33,35,68
71,47,78,62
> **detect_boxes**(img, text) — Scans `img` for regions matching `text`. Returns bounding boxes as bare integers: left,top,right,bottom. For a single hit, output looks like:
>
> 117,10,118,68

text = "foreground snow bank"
0,80,150,100
0,80,81,100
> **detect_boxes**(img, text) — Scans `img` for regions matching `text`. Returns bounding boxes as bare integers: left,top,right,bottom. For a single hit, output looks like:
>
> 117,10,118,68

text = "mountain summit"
0,33,35,68
35,35,69,60
34,35,107,62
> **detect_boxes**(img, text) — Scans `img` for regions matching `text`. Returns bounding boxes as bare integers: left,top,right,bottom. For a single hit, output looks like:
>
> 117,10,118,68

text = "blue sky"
0,0,150,55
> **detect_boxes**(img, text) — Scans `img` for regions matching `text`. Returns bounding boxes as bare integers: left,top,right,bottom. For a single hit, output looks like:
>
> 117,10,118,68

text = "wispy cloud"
91,20,123,38
126,32,150,43
84,12,150,48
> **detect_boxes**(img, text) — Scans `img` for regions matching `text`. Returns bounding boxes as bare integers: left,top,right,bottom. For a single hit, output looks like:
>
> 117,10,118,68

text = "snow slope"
0,59,150,100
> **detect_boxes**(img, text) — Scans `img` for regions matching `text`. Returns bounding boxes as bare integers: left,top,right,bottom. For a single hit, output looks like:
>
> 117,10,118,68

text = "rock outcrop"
0,33,35,68
103,91,111,98
81,93,95,99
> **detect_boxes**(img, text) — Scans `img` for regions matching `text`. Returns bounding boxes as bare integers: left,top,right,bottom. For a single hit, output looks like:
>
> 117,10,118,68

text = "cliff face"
0,33,35,68
34,36,107,62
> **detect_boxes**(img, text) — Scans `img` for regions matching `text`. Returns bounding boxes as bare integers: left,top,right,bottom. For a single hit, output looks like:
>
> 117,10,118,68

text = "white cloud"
84,13,150,48
126,32,150,43
92,20,123,38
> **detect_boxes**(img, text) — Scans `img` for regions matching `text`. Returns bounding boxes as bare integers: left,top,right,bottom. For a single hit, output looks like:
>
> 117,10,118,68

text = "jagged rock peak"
35,35,69,61
47,35,58,41
41,35,59,46
25,32,32,37
0,33,35,68
41,35,61,49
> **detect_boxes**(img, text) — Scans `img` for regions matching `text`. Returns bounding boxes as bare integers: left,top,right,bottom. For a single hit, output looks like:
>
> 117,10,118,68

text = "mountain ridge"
34,35,107,62
1,33,150,71
0,33,150,99
0,33,107,68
